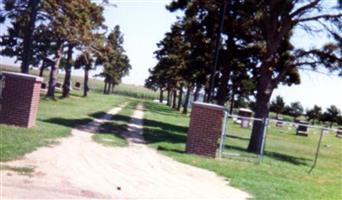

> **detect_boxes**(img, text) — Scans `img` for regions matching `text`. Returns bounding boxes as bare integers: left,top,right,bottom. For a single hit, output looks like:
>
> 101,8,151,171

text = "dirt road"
1,104,250,199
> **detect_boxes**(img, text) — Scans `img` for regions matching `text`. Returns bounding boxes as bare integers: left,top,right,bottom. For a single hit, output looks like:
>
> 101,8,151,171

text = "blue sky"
0,0,341,110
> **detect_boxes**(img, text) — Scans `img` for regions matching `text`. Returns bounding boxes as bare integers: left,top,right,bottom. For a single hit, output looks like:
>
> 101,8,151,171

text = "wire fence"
218,112,342,173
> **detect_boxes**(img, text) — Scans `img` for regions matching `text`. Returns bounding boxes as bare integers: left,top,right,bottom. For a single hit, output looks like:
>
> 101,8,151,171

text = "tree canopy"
147,0,342,153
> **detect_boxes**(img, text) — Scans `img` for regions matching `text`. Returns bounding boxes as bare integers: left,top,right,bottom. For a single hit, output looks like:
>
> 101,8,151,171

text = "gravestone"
41,82,47,89
0,72,43,128
336,128,342,138
74,82,81,90
55,82,62,91
238,108,253,128
276,116,284,127
296,121,309,136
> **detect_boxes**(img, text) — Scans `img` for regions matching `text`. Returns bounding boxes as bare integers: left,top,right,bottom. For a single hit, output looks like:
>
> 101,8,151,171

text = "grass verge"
0,164,35,176
0,92,127,161
143,101,342,200
92,100,139,147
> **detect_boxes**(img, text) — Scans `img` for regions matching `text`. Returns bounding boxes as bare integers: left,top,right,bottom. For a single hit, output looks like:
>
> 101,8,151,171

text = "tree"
242,0,342,153
286,102,304,121
21,0,40,74
43,0,105,99
0,0,41,73
61,1,105,98
270,96,285,118
74,51,94,97
153,1,341,154
98,26,131,94
323,105,341,128
305,105,322,125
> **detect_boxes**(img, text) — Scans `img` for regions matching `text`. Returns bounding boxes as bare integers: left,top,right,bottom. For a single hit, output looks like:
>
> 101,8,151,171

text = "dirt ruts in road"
1,103,250,199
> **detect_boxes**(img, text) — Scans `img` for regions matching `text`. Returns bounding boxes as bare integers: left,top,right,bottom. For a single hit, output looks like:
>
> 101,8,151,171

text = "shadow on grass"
226,135,250,141
89,111,107,119
144,126,187,145
43,117,92,128
157,146,186,154
144,118,188,134
264,151,312,166
96,122,127,141
224,144,312,166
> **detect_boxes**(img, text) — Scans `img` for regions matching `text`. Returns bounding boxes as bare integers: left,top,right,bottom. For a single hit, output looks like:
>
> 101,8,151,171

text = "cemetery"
0,0,341,199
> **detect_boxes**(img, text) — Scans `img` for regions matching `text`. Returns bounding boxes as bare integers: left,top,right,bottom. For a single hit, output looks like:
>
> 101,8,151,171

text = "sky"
0,0,341,110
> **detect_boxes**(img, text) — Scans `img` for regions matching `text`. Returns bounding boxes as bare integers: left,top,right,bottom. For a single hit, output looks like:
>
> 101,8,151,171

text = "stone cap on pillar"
2,71,44,83
193,101,228,112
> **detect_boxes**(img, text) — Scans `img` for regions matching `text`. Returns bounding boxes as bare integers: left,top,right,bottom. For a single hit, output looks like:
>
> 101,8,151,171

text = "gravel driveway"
1,103,250,199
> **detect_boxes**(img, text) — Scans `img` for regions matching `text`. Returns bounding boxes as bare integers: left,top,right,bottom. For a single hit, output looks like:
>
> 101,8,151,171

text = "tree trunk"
330,121,333,128
177,86,183,111
229,92,234,115
39,60,45,77
111,83,115,93
276,112,279,119
167,89,171,106
216,70,230,106
62,45,74,98
46,43,63,99
106,82,111,94
217,35,234,106
159,88,164,103
183,87,192,114
21,0,39,74
103,81,107,94
83,67,89,97
172,89,177,109
247,69,273,154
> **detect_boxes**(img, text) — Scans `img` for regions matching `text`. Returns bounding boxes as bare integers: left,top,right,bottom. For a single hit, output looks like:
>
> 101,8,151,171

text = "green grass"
1,64,158,100
143,101,342,200
0,164,35,176
0,91,128,161
92,100,139,147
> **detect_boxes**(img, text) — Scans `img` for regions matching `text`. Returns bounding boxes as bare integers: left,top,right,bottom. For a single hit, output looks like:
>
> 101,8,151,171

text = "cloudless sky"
0,0,341,110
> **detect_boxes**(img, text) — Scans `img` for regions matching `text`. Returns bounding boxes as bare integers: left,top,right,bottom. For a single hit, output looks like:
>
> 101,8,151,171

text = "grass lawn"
143,101,342,200
0,91,128,161
1,64,159,100
93,100,139,147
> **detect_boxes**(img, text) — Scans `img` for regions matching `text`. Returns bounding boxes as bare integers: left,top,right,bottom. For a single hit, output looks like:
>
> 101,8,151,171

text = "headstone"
74,82,81,90
296,121,309,136
55,82,62,91
238,108,253,128
276,116,284,127
41,82,47,89
336,127,342,138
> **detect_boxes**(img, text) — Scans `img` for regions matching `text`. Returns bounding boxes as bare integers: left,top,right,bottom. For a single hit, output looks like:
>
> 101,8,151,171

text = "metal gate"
218,111,341,172
218,112,268,163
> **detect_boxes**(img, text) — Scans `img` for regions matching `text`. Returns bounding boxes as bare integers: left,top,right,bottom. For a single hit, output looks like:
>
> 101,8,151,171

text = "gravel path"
1,103,250,199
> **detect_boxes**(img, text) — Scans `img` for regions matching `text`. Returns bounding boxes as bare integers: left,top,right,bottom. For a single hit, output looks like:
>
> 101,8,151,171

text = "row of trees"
146,0,342,153
270,96,342,127
0,0,131,98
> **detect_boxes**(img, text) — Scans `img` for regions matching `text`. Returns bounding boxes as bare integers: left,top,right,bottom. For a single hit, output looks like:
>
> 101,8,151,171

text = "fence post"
219,111,228,158
308,128,325,174
258,117,269,164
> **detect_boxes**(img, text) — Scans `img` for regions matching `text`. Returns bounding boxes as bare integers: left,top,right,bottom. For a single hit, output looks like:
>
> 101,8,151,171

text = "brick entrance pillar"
0,72,43,128
186,102,226,158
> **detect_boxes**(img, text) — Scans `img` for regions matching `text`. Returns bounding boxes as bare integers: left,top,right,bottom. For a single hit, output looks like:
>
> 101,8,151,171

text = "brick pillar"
0,72,43,128
186,102,226,158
